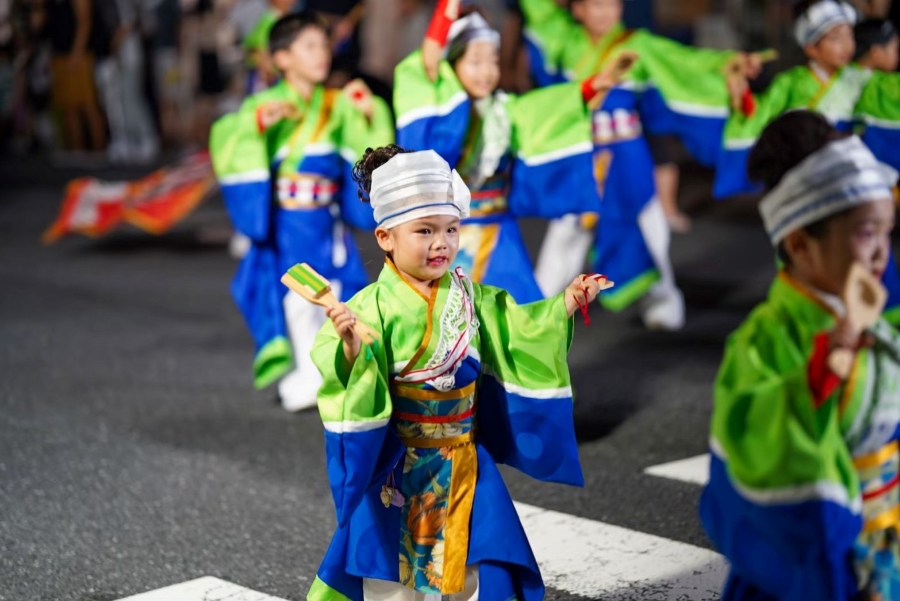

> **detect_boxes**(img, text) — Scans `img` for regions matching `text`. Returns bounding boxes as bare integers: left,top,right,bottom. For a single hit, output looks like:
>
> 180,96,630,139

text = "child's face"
454,40,500,99
273,26,331,84
571,0,622,39
786,198,895,296
376,214,461,283
869,36,899,72
806,23,855,72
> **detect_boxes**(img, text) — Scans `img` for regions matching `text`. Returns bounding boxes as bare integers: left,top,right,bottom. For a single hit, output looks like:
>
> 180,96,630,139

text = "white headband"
760,136,898,245
446,12,500,63
370,150,471,230
794,0,857,46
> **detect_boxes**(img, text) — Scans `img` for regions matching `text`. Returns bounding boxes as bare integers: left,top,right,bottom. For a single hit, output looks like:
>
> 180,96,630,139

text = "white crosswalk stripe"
115,500,726,601
516,502,726,600
114,576,288,601
644,453,711,486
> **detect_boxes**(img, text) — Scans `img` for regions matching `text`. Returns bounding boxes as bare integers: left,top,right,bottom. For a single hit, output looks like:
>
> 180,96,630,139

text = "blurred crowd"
0,0,896,167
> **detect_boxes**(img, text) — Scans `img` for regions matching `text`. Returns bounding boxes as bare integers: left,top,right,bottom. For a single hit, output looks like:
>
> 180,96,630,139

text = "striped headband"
446,12,500,63
370,150,471,230
759,136,898,245
794,0,857,46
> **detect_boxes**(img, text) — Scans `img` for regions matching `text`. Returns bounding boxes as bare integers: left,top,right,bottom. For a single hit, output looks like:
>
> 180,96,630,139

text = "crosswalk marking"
516,502,727,600
114,576,288,601
644,453,711,486
116,502,726,601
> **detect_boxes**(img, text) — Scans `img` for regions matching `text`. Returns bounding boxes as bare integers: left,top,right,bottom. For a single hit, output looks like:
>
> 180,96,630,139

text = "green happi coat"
701,271,900,601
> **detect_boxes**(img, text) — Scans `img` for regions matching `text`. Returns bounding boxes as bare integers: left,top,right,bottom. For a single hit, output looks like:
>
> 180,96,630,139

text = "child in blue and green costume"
393,0,602,303
209,12,393,412
700,110,900,601
307,145,604,601
714,0,900,324
520,0,759,330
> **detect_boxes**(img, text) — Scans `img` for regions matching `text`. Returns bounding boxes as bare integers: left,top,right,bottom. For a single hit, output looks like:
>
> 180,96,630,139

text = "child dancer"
307,145,600,601
715,0,900,324
393,0,600,303
521,0,756,329
210,12,393,412
701,110,900,601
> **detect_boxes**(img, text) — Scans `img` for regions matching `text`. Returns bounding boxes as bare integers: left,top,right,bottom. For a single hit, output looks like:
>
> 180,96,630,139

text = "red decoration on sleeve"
425,0,453,47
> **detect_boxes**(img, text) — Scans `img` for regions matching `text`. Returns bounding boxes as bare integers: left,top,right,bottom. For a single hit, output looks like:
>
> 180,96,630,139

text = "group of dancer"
208,0,900,599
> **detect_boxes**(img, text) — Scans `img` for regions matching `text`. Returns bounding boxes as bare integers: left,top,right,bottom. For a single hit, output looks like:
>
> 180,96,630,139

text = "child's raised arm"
421,0,461,81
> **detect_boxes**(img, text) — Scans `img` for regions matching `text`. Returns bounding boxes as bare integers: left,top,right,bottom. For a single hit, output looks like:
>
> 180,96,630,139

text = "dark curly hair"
748,110,841,191
748,110,844,265
352,144,413,203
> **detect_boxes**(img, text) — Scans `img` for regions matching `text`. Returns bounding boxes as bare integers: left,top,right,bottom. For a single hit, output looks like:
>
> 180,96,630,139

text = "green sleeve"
711,312,857,496
393,50,465,125
857,70,900,125
311,289,391,424
475,285,574,389
507,82,591,160
519,0,578,70
637,30,735,109
209,95,268,179
242,11,276,52
723,69,796,145
335,91,395,159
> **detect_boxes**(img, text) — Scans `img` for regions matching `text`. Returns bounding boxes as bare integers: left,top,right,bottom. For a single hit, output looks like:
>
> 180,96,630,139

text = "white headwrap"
370,150,471,230
794,0,857,46
759,136,898,245
446,12,500,64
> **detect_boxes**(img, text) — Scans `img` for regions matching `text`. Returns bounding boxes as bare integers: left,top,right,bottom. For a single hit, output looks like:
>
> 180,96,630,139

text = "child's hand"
743,52,764,80
829,315,861,352
564,275,603,318
327,304,361,365
256,101,299,131
343,79,374,120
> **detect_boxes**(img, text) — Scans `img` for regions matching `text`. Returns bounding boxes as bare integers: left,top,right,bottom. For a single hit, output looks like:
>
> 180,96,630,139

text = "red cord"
575,286,591,325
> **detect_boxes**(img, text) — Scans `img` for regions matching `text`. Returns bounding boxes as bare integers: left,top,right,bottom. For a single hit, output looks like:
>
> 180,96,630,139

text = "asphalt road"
0,157,776,601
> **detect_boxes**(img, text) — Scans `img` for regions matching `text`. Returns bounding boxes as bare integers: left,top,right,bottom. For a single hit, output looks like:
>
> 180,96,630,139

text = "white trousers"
534,201,684,329
363,565,479,601
534,213,595,297
277,280,341,412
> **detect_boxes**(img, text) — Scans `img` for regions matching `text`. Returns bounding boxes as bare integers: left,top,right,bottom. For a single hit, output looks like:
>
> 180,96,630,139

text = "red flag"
43,151,216,244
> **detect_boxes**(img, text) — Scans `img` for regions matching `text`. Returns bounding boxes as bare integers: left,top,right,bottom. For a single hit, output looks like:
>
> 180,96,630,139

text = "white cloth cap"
446,12,500,63
759,136,898,245
794,0,857,46
370,150,471,230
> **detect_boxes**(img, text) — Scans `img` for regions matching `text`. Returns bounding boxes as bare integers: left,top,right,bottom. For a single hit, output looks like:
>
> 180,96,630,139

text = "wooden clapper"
828,262,888,379
281,263,381,348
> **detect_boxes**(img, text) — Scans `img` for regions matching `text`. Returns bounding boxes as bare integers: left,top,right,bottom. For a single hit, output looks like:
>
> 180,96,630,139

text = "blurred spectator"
38,0,107,154
146,0,184,146
180,0,227,146
95,0,160,164
0,0,14,143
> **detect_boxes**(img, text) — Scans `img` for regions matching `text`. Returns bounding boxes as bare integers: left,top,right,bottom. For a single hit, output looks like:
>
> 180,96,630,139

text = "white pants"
277,280,341,412
94,35,159,163
534,201,684,330
534,213,595,297
363,565,479,601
